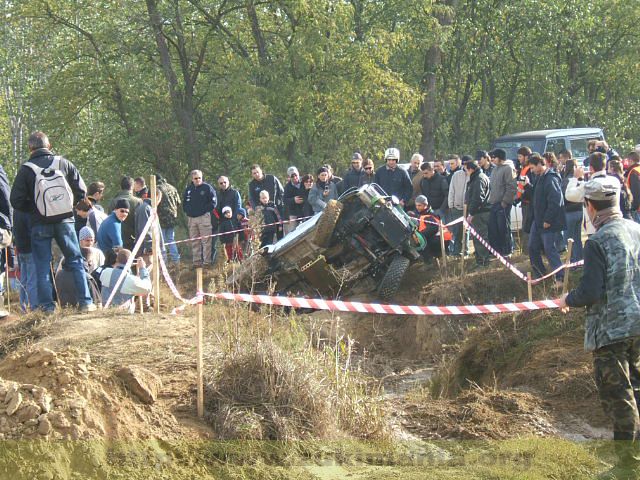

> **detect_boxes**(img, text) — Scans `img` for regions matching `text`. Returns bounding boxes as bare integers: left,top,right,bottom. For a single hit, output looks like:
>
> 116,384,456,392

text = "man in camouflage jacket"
157,175,181,263
560,175,640,478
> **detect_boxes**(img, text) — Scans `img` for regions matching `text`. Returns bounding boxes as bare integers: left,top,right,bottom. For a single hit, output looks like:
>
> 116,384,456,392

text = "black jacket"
339,168,365,194
248,174,284,209
219,217,240,244
465,169,490,215
527,168,566,233
417,173,449,210
10,148,86,225
0,165,12,231
283,181,305,217
215,186,242,218
374,166,413,202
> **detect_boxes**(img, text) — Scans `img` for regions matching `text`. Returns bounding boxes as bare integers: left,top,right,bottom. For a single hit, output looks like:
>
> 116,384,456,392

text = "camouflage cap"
584,176,620,201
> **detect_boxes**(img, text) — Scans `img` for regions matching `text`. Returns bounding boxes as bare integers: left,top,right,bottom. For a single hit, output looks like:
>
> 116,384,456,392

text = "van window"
493,140,545,161
570,137,601,159
545,138,566,155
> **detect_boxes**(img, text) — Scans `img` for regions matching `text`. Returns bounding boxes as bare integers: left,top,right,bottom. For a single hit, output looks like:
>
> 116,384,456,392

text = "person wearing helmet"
373,148,413,205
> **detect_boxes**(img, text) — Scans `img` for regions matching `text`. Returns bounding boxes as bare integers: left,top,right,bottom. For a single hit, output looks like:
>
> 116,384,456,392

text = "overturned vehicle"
231,184,426,301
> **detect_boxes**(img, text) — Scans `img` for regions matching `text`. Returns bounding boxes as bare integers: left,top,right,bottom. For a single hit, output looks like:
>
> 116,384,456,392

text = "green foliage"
1,0,639,188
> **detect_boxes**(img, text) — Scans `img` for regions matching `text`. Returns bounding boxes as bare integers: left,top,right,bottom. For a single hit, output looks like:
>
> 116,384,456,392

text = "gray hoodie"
488,160,517,206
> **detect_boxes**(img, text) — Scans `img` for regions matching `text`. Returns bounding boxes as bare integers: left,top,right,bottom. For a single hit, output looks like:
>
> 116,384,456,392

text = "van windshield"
493,140,545,161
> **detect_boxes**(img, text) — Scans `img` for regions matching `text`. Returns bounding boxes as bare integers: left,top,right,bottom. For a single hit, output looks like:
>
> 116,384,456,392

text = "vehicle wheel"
313,199,343,248
377,255,410,302
233,254,268,288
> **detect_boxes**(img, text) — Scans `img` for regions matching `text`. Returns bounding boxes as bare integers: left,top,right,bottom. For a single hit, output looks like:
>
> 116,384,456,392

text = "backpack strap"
24,161,43,175
24,156,62,174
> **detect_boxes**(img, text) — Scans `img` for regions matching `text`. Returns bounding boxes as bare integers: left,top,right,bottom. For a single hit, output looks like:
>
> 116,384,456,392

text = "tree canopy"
1,0,638,186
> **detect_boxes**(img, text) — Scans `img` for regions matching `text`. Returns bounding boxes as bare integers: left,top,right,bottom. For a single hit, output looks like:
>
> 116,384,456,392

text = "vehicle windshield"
493,140,545,161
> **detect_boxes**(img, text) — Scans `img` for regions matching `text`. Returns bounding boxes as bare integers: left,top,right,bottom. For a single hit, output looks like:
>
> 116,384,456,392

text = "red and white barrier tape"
165,215,313,246
463,218,583,283
197,291,561,315
463,219,529,281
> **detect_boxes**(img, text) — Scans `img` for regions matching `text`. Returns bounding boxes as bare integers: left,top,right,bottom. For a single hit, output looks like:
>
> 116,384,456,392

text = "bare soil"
0,254,608,448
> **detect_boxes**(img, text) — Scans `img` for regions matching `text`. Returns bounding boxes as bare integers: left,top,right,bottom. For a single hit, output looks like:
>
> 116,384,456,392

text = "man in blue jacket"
374,148,413,206
183,170,217,266
525,154,566,285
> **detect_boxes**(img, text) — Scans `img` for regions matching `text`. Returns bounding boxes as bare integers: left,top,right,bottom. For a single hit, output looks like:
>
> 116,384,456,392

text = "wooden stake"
4,248,10,313
150,175,161,314
527,272,533,303
137,261,144,314
562,238,574,295
439,221,447,277
461,205,468,277
196,267,204,418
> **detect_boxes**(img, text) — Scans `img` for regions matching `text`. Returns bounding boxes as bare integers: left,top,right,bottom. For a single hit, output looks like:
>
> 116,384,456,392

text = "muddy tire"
377,255,410,302
313,200,343,248
232,254,268,288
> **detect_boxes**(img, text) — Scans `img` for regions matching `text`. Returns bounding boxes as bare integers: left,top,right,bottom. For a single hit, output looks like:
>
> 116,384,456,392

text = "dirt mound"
0,347,179,440
401,386,556,440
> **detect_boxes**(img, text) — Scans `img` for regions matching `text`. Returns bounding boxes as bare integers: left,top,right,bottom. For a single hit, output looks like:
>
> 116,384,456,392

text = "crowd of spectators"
2,130,640,317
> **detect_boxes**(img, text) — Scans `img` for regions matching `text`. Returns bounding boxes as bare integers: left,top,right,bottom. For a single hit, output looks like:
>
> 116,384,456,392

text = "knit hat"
114,199,130,210
237,207,247,218
461,154,473,165
352,152,363,161
415,195,428,205
317,166,329,175
78,226,95,241
222,206,232,215
287,166,299,177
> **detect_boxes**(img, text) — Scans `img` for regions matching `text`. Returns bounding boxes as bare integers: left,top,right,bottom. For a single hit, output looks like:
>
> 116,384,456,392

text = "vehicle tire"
233,254,268,288
377,255,410,302
313,199,343,248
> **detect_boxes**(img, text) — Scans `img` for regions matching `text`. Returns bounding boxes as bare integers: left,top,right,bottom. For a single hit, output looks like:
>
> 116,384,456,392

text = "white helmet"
384,147,400,161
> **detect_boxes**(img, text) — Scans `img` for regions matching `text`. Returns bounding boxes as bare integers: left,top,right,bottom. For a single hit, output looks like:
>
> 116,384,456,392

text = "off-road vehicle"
231,184,426,301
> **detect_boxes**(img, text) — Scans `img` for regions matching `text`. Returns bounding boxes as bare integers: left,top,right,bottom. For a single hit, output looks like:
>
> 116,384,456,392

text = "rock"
37,415,52,435
16,403,42,423
5,391,23,416
117,366,162,405
26,349,58,368
48,411,71,429
57,370,73,386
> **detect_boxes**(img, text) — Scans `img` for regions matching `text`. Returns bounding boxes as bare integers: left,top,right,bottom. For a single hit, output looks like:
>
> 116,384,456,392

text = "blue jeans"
633,211,640,224
565,210,584,262
528,222,564,281
162,227,181,262
31,221,92,311
18,253,38,312
489,203,513,256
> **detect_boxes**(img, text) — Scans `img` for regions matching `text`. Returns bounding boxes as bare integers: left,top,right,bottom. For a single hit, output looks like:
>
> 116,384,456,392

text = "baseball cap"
415,195,428,205
584,176,620,201
352,152,363,161
287,166,299,177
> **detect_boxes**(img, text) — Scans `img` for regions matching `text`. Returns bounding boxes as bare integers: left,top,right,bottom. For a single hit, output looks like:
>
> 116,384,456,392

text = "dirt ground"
0,254,613,477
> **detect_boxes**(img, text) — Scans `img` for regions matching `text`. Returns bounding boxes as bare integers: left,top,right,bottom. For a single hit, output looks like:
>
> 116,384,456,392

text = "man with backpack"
10,131,96,313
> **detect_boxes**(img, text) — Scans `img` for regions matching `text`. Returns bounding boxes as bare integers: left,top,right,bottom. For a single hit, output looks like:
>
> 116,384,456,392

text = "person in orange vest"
515,146,535,252
625,151,640,224
409,195,451,263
